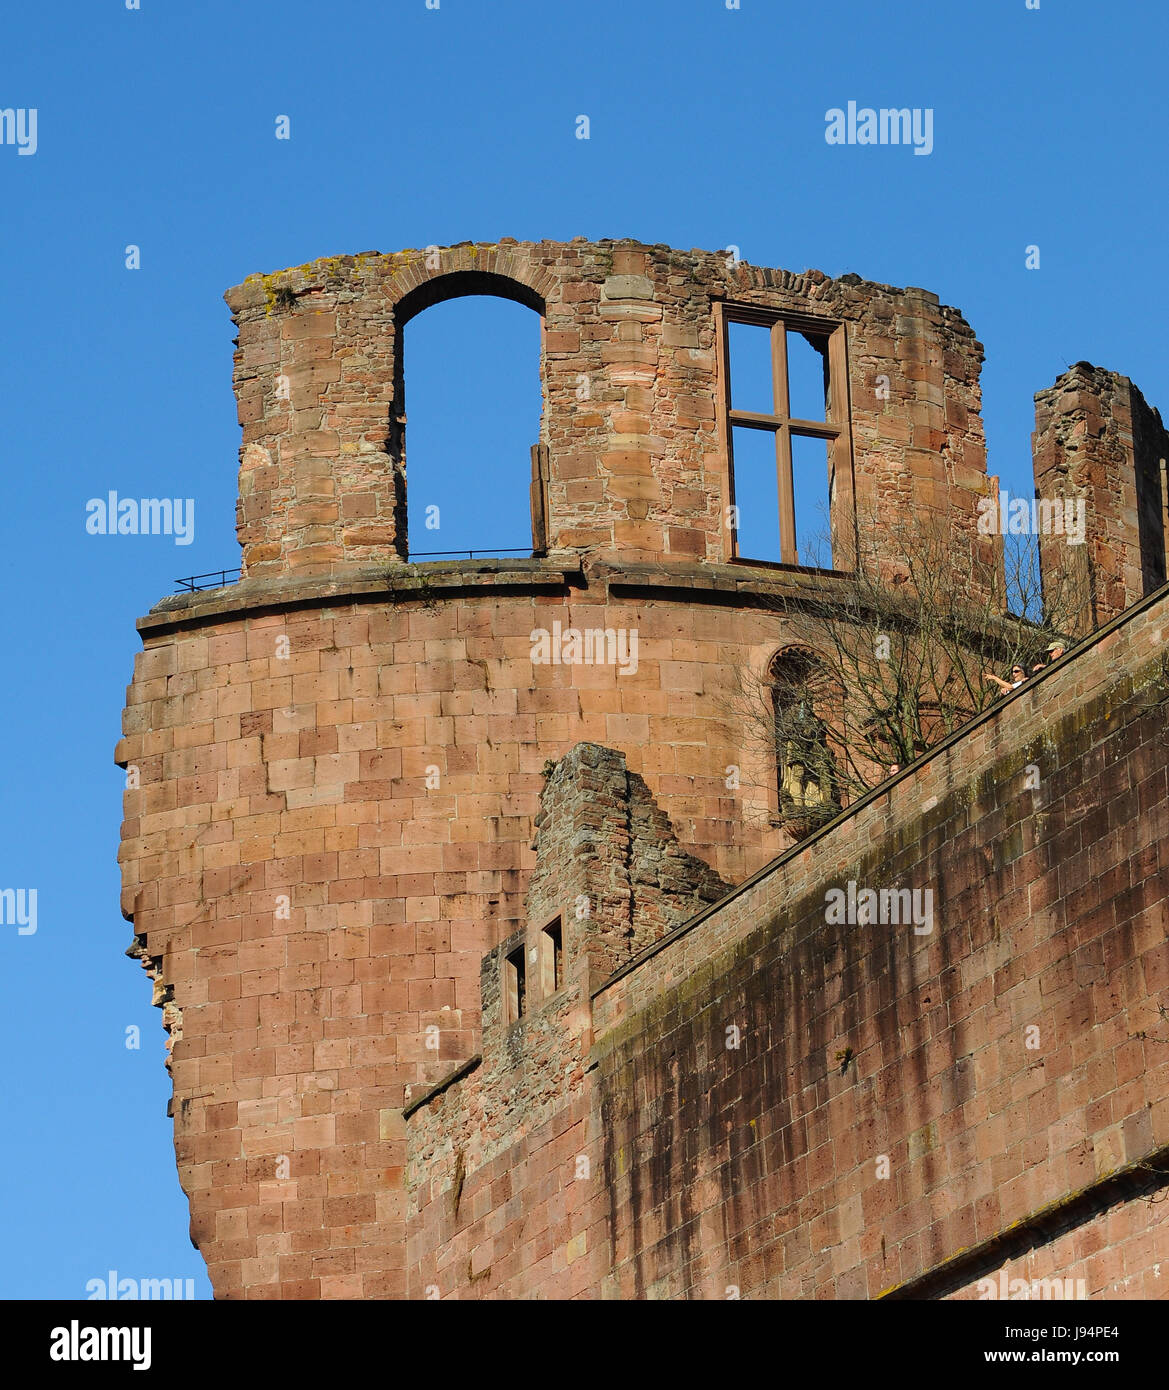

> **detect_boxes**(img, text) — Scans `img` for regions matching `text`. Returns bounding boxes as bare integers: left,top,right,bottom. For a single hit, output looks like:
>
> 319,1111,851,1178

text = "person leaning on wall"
1032,640,1068,673
984,663,1027,694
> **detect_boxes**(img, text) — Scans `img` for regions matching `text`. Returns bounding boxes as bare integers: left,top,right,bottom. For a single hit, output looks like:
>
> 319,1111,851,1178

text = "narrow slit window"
541,917,563,996
721,308,851,569
504,943,527,1023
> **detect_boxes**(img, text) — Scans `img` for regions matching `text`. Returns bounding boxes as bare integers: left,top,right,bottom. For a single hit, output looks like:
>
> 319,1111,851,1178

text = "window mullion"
770,321,789,418
722,309,850,571
776,425,797,564
771,322,797,564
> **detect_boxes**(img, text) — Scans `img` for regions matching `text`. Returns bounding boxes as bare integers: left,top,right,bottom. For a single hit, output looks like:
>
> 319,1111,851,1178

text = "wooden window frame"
503,942,526,1025
530,443,550,556
539,915,564,997
716,303,856,571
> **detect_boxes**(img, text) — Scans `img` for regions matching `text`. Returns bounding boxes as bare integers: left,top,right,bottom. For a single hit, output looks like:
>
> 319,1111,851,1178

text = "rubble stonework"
1033,362,1169,633
117,240,1169,1298
525,742,731,985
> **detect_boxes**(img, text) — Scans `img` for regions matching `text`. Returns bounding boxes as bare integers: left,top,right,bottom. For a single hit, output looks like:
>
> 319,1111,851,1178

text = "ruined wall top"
224,238,991,582
1032,361,1169,631
524,741,731,988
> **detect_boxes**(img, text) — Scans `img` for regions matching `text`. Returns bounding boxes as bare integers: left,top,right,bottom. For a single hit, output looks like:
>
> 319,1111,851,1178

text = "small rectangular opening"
541,917,563,996
504,943,526,1023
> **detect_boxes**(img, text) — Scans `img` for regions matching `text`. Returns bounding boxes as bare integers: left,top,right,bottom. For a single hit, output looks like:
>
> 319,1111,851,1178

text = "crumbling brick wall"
401,739,729,1299
526,742,731,984
1033,362,1168,632
116,564,817,1298
120,239,1169,1300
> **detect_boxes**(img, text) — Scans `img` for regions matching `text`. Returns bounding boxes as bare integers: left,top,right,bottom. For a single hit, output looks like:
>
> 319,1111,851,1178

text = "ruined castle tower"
117,240,1168,1299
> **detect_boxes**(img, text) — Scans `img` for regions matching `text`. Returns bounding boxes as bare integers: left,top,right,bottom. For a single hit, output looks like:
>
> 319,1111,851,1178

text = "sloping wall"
405,586,1169,1299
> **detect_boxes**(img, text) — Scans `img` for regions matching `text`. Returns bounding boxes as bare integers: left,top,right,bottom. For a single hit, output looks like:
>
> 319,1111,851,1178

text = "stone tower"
116,239,1166,1298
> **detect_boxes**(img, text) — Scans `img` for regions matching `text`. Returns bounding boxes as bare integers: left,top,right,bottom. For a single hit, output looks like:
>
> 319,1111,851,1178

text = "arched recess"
768,646,842,839
390,272,548,561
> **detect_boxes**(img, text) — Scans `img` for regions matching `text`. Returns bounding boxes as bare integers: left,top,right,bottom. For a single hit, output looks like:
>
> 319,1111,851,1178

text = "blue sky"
0,0,1164,1299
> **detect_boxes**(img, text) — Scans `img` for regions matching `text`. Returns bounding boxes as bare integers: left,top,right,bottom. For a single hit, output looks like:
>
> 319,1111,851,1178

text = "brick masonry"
524,741,731,985
116,566,834,1297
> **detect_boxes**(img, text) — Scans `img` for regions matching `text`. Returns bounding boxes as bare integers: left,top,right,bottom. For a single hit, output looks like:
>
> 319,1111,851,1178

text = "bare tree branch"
725,509,1091,834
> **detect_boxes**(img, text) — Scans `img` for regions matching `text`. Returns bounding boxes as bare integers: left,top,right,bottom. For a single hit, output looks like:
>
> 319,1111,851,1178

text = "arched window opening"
769,648,841,838
398,289,543,560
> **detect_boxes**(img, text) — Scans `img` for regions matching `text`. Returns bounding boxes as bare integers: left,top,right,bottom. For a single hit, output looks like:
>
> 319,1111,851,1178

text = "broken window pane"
791,434,833,568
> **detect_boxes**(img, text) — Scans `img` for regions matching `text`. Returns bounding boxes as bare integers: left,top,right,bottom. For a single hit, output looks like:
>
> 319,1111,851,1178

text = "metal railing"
406,548,533,560
173,550,534,593
173,569,241,593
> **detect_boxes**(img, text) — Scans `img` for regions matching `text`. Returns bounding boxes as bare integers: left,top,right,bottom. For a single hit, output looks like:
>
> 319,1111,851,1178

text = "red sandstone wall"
117,562,857,1297
404,589,1169,1299
226,240,991,581
946,1198,1169,1302
119,242,1169,1301
1033,363,1169,633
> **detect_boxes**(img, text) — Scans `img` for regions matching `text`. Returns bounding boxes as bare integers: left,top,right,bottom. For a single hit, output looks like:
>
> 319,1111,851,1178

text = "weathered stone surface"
1033,363,1169,633
224,237,994,577
601,274,655,301
405,590,1169,1300
118,238,1169,1300
524,742,732,984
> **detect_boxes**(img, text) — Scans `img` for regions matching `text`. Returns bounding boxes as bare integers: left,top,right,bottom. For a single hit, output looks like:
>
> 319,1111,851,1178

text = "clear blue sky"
1,0,1163,1299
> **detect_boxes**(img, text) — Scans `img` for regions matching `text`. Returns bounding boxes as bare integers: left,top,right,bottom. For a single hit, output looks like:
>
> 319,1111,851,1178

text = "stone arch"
389,269,548,560
767,644,841,837
393,269,547,326
766,643,829,699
